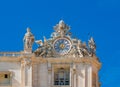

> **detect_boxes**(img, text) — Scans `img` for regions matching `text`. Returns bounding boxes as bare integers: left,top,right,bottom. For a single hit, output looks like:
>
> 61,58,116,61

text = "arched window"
54,67,69,85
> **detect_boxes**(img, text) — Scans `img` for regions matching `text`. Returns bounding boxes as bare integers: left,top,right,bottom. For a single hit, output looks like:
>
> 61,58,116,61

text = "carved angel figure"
76,40,84,57
35,36,53,57
88,37,96,54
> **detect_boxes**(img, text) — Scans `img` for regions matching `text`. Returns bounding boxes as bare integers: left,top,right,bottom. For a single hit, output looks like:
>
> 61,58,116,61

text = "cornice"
0,56,101,70
0,57,21,62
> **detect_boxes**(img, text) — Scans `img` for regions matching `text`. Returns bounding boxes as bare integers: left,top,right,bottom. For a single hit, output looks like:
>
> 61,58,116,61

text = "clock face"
53,38,72,55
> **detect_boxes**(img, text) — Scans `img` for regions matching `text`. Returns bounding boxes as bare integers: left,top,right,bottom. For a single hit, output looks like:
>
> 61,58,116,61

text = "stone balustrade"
0,52,22,57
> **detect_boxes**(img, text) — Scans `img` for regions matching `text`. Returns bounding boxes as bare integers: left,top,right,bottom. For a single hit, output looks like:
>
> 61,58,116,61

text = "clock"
53,38,72,55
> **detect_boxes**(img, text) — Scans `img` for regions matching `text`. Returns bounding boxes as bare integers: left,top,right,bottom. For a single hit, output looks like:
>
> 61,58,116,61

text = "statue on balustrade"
23,27,34,49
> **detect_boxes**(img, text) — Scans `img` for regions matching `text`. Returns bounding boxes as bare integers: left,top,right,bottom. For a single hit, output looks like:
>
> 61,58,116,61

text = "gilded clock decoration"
53,38,72,55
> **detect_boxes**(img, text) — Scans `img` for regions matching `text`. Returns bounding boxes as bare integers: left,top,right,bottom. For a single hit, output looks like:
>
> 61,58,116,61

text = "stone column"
86,64,92,87
52,64,54,86
77,64,85,87
32,63,39,87
70,65,72,87
48,71,52,87
77,74,79,87
76,73,78,87
10,72,12,86
21,62,25,87
77,65,79,87
96,72,99,87
27,66,32,87
73,64,76,87
48,63,52,87
72,69,74,87
38,63,40,87
73,73,76,87
21,58,33,87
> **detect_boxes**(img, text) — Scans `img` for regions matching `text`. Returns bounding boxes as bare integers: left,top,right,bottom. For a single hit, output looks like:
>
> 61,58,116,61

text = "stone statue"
75,40,91,57
81,42,90,56
88,37,96,55
76,40,84,57
35,39,45,56
23,28,34,49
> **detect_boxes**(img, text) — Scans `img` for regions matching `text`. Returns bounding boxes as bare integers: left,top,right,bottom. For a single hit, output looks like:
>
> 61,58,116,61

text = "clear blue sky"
0,0,120,87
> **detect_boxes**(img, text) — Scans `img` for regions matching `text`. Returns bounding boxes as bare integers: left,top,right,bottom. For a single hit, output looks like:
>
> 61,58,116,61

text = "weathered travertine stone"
0,20,101,87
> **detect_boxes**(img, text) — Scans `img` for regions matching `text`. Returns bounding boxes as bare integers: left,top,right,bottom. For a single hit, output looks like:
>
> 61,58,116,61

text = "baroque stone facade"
0,20,101,87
